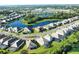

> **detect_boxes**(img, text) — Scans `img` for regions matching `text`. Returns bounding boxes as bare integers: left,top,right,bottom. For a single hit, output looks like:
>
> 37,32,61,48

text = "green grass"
21,19,62,26
68,39,79,54
29,46,48,54
68,43,79,54
0,15,5,18
68,48,79,54
8,44,27,54
28,42,61,54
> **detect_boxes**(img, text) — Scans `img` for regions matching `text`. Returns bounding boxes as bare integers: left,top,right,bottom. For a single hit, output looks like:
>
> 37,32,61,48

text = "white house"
8,27,21,33
26,40,31,48
1,20,6,23
0,37,7,43
43,34,52,42
28,41,37,49
0,37,10,44
26,40,37,49
42,25,49,30
11,39,24,48
6,19,10,21
47,23,55,27
56,30,65,36
10,40,20,48
3,38,13,45
62,19,69,24
73,16,79,21
68,18,72,22
8,39,25,51
8,27,12,32
12,27,18,33
23,27,31,33
50,33,60,41
35,37,45,46
56,22,62,26
62,28,69,34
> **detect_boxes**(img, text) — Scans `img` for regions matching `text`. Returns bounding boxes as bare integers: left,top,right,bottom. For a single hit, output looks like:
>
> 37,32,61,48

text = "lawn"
68,42,79,54
0,15,5,18
68,48,79,54
21,19,63,26
8,44,27,54
28,46,48,54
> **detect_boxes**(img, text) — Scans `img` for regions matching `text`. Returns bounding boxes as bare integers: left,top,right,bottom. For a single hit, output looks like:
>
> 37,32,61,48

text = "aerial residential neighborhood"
0,4,79,54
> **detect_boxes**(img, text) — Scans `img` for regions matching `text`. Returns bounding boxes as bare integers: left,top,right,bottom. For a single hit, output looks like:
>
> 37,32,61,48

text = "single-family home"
23,27,31,34
8,39,25,51
0,38,13,49
56,30,65,36
62,19,69,25
39,26,47,32
2,37,17,46
35,37,45,46
43,34,52,42
33,27,40,33
26,40,38,50
56,22,62,26
0,37,11,49
68,18,72,22
1,20,6,23
56,30,66,40
47,23,56,29
50,33,60,41
0,36,10,44
42,25,49,30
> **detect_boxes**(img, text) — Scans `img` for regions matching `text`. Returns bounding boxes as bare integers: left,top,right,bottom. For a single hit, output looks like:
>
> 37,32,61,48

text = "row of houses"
33,16,79,33
0,16,78,34
0,34,25,52
0,21,79,51
5,16,79,33
26,21,79,49
4,27,31,33
6,27,21,33
0,12,24,24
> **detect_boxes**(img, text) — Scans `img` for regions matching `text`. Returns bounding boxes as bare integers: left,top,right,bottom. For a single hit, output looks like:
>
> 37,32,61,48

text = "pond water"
30,20,58,27
7,19,58,29
7,20,27,28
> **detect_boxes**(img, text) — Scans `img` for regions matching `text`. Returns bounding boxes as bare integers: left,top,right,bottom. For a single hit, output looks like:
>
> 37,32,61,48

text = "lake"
7,20,58,29
7,20,27,28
